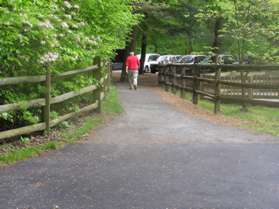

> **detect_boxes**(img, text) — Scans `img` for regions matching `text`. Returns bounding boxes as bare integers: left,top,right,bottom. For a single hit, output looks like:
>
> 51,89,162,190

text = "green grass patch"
103,86,124,114
220,104,279,136
181,92,279,136
0,141,59,166
0,86,123,166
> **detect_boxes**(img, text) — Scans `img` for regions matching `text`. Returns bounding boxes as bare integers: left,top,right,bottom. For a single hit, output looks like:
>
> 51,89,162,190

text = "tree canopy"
0,0,138,127
135,0,279,63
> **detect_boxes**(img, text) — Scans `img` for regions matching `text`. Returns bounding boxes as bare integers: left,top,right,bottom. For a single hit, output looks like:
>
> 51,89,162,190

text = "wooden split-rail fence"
0,57,111,141
158,64,279,113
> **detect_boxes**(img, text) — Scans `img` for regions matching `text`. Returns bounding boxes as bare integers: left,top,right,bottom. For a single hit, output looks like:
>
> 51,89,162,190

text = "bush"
0,0,138,130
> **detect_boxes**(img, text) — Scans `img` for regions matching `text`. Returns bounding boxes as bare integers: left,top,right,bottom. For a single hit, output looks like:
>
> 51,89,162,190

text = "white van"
137,53,160,73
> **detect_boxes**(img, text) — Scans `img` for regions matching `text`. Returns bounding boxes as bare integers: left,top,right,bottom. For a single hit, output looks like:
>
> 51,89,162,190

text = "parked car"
171,55,183,63
199,55,239,65
217,55,238,64
157,55,168,65
137,53,160,73
157,55,183,64
179,55,207,64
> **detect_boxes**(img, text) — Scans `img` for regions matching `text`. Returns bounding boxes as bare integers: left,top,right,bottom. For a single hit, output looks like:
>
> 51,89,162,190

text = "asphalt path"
1,74,279,209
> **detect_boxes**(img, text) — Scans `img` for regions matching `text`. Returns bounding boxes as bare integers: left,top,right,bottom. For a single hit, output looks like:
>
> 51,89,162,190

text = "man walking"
125,52,140,90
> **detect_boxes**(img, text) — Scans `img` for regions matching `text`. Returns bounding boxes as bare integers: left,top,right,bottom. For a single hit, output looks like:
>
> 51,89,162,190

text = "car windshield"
148,55,160,61
181,56,194,63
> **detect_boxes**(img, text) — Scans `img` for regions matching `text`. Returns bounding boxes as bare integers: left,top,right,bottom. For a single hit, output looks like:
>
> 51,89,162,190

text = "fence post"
180,67,185,98
192,65,198,105
172,65,177,94
214,67,221,114
157,66,163,86
240,71,248,111
93,57,102,113
248,75,253,100
166,65,171,92
44,65,51,135
159,66,163,87
105,61,111,93
163,66,168,91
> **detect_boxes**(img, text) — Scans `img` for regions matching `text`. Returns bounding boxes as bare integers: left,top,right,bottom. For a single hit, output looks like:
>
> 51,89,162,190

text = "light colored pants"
128,70,138,88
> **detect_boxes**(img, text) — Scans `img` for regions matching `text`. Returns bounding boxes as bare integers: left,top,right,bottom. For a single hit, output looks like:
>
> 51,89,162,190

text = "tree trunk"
139,33,147,75
212,17,223,63
187,37,193,54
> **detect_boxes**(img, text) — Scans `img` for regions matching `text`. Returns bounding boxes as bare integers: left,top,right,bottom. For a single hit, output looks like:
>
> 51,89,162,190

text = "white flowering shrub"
0,0,138,129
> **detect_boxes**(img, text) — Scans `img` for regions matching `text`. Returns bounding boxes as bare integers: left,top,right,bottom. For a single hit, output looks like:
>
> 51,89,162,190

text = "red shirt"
125,55,140,71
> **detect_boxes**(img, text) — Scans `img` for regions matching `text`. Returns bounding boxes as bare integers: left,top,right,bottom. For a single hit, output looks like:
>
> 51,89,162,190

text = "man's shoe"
134,85,137,90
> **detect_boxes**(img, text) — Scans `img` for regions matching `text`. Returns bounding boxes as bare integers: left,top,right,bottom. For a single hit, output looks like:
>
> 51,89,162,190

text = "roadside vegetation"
200,100,279,136
180,92,279,136
0,0,138,132
0,86,123,166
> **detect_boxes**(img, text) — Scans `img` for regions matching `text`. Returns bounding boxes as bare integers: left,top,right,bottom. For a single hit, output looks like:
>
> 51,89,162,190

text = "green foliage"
226,0,279,63
20,136,30,144
22,110,40,124
0,0,137,129
138,0,279,63
50,111,59,120
0,141,58,166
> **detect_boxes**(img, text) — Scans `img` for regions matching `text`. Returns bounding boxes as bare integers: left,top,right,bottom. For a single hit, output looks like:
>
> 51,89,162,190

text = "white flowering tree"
0,0,138,127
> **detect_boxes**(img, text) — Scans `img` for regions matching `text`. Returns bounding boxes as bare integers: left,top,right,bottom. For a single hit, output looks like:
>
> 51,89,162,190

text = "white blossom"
61,22,69,29
72,24,79,29
87,38,97,45
76,35,81,42
64,14,72,20
73,5,80,10
40,52,59,64
50,40,59,48
38,20,54,29
77,22,86,27
64,1,72,9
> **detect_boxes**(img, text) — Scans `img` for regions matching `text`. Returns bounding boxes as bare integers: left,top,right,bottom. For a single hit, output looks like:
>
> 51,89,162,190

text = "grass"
181,91,279,136
103,86,124,114
220,104,279,136
0,86,123,166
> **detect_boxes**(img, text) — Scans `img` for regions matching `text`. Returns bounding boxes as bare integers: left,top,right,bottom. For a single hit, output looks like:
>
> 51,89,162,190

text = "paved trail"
1,74,279,209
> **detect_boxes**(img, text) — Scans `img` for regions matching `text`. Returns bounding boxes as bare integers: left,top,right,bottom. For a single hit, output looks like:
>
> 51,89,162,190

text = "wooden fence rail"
158,64,279,114
0,58,111,141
